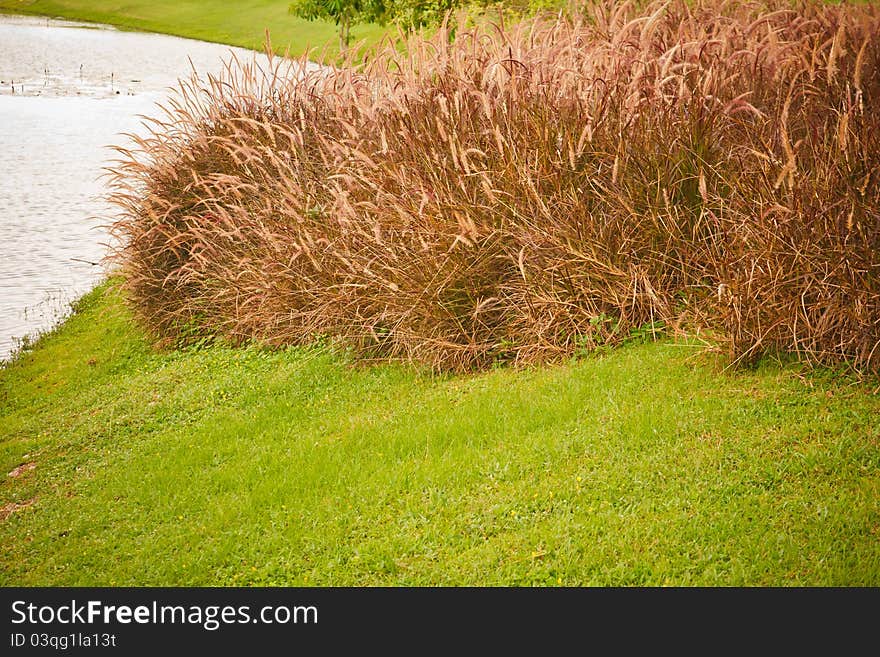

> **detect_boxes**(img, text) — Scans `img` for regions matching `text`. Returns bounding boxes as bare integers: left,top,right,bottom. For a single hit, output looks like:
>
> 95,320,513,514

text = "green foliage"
288,0,478,42
385,0,462,29
289,0,388,47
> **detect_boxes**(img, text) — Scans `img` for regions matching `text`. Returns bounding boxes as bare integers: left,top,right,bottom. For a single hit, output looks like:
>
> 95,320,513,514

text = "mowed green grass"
1,282,878,586
0,0,389,56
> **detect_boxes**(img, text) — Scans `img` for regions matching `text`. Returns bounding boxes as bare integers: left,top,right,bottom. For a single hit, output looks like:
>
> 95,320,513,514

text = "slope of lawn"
0,0,389,57
1,282,878,586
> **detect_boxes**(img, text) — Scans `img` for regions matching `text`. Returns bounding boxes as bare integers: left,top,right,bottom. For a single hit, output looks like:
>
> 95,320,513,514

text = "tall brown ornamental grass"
107,0,880,373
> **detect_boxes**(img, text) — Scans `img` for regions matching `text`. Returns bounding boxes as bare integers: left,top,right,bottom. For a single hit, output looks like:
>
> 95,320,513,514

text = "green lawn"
0,0,389,57
1,282,878,586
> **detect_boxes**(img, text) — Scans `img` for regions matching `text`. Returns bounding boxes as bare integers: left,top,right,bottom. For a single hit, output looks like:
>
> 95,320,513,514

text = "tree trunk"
339,14,350,53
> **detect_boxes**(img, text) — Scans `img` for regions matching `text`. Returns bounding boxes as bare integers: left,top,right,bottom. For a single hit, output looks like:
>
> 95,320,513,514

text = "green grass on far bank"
0,0,389,58
1,282,878,585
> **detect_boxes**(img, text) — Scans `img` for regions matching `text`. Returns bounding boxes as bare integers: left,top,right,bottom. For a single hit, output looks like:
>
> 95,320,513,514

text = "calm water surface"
0,15,278,362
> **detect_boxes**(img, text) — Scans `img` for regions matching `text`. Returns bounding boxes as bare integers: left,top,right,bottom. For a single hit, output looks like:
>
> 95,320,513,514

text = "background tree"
289,0,387,51
385,0,464,31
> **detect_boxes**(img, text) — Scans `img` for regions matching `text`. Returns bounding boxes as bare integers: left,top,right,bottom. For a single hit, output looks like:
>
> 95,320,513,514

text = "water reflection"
0,15,266,361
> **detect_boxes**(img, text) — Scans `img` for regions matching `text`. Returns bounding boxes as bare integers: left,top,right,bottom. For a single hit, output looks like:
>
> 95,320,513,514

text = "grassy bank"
0,0,388,57
1,282,878,585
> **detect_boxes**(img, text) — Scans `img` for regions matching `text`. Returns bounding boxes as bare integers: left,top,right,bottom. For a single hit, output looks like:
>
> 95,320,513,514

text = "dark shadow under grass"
1,281,878,585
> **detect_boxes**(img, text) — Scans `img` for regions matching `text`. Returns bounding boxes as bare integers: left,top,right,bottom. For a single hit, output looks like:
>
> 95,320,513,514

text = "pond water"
0,14,294,362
